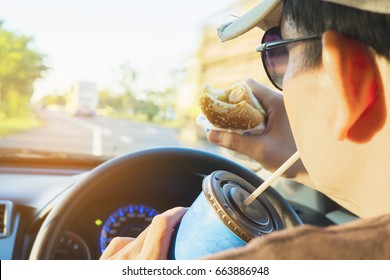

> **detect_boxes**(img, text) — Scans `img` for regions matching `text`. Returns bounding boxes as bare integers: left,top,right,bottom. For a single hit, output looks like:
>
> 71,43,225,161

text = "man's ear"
322,30,386,143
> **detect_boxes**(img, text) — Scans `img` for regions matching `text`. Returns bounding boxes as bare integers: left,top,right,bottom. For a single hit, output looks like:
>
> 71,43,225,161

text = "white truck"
66,82,99,116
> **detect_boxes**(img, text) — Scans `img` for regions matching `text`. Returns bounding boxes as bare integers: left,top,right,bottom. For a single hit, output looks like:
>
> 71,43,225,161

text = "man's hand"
208,79,311,184
100,207,187,260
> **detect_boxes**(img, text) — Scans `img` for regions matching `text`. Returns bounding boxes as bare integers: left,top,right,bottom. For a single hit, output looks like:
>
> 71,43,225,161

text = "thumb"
245,78,279,109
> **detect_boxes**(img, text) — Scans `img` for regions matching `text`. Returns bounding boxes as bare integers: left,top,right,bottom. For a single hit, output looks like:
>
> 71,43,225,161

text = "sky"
0,0,236,100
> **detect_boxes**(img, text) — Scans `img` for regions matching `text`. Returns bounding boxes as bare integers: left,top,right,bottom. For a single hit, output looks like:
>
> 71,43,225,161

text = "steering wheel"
29,147,302,259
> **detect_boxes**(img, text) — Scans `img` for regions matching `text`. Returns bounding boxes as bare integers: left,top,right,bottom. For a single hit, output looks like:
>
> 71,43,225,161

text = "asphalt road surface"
0,109,220,157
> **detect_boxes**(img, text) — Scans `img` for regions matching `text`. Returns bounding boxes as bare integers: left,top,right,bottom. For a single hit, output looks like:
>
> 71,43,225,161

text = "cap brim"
218,0,283,42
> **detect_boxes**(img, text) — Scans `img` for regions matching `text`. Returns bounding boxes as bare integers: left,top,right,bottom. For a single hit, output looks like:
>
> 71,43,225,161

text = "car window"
0,0,269,160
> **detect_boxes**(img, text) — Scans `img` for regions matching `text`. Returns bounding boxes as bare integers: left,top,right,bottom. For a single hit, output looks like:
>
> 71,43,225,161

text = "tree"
119,61,137,113
156,87,177,120
99,89,123,112
41,92,65,107
134,99,159,121
0,25,47,117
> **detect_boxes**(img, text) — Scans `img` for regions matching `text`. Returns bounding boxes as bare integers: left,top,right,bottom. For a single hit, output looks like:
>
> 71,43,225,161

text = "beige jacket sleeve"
202,214,390,260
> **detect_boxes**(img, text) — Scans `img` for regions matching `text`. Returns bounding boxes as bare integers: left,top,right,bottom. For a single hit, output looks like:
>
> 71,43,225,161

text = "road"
0,109,221,157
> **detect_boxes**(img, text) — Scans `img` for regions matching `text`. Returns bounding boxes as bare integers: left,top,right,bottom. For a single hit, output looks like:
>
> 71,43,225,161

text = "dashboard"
53,171,203,260
0,158,203,260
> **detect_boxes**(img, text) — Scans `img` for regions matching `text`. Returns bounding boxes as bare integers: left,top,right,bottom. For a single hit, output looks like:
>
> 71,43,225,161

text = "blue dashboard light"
99,204,159,254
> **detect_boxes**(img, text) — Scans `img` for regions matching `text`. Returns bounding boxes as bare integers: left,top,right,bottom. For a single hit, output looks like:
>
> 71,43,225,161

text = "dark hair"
283,0,390,68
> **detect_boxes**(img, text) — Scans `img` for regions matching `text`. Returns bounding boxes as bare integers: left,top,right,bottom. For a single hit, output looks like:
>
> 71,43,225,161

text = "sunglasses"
256,26,321,91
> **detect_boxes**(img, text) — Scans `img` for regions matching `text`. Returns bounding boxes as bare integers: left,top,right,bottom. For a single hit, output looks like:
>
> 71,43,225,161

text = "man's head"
219,0,390,217
283,0,390,67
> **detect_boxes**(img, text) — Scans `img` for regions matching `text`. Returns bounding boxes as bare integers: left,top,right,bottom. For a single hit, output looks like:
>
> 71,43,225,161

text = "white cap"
218,0,390,42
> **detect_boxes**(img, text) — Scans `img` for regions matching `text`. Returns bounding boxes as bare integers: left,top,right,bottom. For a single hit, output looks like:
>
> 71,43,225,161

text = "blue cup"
169,170,283,259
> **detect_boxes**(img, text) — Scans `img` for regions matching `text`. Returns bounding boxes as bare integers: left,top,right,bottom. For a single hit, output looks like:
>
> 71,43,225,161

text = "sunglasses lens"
262,27,289,90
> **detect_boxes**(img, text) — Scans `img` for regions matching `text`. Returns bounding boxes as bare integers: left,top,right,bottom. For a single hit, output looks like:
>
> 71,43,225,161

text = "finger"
100,208,187,260
140,207,188,259
245,78,280,108
107,224,152,259
99,237,135,259
208,130,266,161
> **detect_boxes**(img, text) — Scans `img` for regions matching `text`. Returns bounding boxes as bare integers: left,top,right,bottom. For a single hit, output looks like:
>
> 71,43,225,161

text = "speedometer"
99,204,159,253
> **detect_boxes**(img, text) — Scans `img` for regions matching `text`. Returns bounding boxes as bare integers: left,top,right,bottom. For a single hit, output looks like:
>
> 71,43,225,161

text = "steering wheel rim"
29,147,302,259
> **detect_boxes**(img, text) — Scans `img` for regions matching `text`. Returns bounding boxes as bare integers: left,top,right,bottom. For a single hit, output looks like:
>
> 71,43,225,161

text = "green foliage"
99,89,126,112
41,93,65,107
0,113,43,136
98,62,177,123
0,24,47,118
134,99,159,121
119,61,137,111
0,89,31,118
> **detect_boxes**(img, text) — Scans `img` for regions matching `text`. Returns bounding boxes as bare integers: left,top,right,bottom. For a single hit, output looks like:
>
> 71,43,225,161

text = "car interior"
0,146,358,260
0,0,358,260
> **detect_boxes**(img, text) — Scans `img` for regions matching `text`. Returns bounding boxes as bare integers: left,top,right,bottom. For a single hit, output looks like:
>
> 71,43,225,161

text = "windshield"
0,0,267,160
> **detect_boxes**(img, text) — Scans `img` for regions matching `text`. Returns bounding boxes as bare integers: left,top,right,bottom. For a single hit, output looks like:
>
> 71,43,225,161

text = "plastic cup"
168,170,283,259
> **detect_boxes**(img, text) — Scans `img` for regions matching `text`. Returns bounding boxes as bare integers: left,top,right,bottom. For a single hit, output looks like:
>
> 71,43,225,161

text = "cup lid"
202,170,284,242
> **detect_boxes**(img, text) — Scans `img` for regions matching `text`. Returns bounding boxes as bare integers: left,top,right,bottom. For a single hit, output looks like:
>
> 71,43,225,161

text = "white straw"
242,151,300,207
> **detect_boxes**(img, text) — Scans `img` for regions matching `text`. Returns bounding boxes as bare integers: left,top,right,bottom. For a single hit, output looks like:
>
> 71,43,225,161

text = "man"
101,0,390,259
